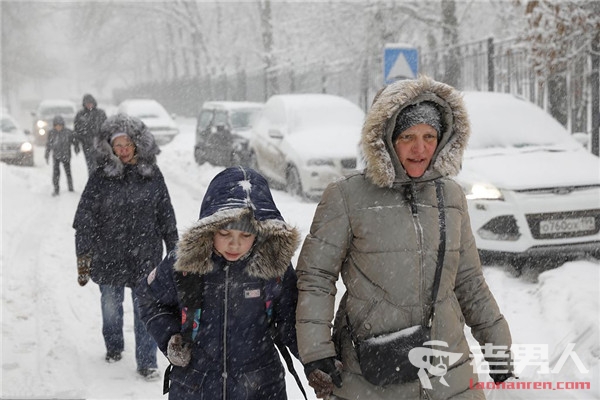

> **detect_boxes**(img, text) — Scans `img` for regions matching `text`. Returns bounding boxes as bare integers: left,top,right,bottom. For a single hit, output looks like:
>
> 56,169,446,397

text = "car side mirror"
268,129,283,139
572,132,589,149
24,129,31,135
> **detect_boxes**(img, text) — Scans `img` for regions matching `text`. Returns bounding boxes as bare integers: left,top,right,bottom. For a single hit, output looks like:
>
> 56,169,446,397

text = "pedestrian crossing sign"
384,44,419,84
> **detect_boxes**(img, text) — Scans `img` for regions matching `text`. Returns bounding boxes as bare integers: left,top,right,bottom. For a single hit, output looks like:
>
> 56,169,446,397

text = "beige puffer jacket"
296,76,512,400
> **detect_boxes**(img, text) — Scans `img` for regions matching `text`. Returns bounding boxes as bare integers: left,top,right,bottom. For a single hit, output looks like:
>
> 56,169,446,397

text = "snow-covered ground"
1,118,598,399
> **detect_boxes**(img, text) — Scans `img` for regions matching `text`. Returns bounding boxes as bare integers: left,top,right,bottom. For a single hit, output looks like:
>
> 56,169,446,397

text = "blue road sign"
384,45,419,84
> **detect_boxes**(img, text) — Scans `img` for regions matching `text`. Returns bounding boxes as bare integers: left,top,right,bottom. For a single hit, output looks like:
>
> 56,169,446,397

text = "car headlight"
20,142,33,152
307,158,335,167
464,183,504,200
36,120,47,129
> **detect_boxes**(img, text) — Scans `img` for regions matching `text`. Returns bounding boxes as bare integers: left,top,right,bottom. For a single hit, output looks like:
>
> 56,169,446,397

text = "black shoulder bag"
347,180,446,387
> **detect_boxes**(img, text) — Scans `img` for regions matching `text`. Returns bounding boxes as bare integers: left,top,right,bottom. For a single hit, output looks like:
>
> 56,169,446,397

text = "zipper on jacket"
405,182,427,324
222,263,230,400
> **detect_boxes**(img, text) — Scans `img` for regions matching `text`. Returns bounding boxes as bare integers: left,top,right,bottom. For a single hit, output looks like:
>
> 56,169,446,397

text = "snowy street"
1,118,598,399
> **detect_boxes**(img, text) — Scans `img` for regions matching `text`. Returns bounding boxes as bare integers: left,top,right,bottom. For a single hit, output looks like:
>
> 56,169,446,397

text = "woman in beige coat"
296,75,513,400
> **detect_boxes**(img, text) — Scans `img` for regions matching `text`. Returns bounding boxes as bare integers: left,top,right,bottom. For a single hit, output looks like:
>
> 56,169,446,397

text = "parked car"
117,99,179,145
248,94,364,198
31,99,77,145
194,101,263,166
1,112,34,166
457,91,600,272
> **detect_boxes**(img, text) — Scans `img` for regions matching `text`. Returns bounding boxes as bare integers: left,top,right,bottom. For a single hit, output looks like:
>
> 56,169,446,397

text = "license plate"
539,216,595,235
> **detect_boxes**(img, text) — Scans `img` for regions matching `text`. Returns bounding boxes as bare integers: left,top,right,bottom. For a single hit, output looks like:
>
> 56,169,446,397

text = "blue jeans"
99,285,157,370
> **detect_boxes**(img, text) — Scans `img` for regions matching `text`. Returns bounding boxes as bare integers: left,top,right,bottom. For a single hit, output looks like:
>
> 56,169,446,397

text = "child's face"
213,229,256,262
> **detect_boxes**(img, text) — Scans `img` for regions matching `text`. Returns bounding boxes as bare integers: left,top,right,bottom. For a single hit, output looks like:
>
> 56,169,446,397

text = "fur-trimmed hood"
95,113,160,178
175,166,301,280
361,75,470,187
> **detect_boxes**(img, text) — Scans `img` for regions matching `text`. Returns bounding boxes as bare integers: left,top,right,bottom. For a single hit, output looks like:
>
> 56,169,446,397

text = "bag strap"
270,324,309,400
427,180,446,328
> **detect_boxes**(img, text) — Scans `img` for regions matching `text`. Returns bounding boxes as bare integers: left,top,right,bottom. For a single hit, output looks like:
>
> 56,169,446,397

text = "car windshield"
230,109,261,129
1,117,18,133
40,106,74,116
464,93,575,150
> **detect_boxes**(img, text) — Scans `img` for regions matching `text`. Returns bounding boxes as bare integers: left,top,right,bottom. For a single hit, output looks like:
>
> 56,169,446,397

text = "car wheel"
194,146,203,165
249,151,259,171
286,165,304,198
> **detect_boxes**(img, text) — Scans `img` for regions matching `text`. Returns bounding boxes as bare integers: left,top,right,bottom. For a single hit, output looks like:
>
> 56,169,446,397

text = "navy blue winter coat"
73,114,178,287
135,166,301,400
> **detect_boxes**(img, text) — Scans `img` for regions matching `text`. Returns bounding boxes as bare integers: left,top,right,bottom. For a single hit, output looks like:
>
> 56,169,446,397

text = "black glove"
77,255,91,286
490,371,514,384
488,357,514,384
304,357,343,398
167,334,191,367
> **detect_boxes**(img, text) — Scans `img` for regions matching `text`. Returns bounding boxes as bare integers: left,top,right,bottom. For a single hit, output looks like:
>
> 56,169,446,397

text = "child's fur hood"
95,113,160,178
174,167,301,280
361,75,470,187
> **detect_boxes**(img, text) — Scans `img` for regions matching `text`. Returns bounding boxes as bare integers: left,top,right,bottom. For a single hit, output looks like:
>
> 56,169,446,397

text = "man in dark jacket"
45,115,79,196
73,113,178,381
74,93,107,174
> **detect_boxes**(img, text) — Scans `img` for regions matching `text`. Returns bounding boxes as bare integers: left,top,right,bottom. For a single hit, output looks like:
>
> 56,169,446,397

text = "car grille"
526,209,600,239
341,158,356,169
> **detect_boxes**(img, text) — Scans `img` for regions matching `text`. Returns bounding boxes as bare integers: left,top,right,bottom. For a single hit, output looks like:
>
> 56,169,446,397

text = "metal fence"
420,36,595,136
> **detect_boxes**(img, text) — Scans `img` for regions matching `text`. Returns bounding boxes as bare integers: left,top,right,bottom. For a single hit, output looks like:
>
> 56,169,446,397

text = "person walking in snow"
135,166,302,399
73,113,178,381
295,75,514,399
74,93,107,174
44,115,79,196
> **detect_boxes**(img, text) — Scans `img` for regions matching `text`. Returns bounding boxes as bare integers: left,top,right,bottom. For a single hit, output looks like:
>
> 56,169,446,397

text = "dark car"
194,101,263,167
1,112,34,166
30,99,77,145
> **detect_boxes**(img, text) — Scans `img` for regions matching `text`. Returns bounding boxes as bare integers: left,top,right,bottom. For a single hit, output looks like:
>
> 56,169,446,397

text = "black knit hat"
222,214,257,235
392,101,442,142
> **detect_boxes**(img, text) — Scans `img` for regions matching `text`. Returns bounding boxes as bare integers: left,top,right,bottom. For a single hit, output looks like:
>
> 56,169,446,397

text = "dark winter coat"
44,121,78,162
135,166,301,400
74,94,107,152
296,76,512,399
73,114,178,287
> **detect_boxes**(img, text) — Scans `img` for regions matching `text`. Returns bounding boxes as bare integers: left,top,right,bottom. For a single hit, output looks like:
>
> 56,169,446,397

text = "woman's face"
393,123,438,178
213,229,257,262
112,135,137,165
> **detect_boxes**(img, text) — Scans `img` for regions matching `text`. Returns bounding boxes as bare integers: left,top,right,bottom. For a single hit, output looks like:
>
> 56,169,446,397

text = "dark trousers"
82,145,96,175
52,158,73,194
99,285,158,370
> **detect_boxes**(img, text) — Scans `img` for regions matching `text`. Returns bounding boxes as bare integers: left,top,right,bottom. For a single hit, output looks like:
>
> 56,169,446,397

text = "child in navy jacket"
135,166,301,399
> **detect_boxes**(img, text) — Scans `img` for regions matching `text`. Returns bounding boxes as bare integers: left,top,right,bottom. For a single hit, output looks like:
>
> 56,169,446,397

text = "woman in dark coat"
44,115,79,195
135,166,301,399
73,113,178,381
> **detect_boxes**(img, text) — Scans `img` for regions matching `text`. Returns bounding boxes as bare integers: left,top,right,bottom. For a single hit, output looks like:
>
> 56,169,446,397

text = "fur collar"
361,75,470,188
174,208,300,280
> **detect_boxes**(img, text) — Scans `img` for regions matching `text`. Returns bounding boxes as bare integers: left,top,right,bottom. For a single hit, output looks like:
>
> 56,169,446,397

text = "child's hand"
167,334,191,367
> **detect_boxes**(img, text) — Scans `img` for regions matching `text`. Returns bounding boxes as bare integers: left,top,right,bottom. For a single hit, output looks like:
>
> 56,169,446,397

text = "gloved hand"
167,334,191,367
77,255,91,286
488,357,514,384
490,370,514,384
304,357,343,398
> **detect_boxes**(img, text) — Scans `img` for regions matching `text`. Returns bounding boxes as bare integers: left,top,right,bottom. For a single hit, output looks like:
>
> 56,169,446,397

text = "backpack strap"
265,274,308,400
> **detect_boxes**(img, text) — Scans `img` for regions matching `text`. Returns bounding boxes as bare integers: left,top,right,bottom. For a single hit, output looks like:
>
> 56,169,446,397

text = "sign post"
383,44,419,85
